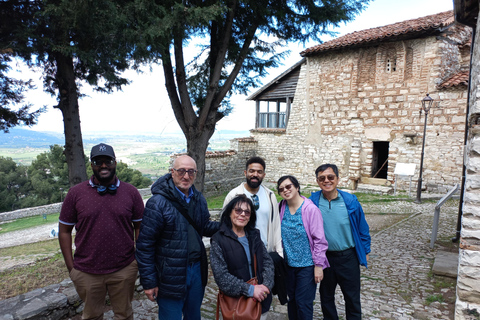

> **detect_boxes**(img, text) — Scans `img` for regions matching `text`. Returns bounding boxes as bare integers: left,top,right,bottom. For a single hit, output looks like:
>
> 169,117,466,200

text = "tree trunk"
54,54,88,187
186,125,216,193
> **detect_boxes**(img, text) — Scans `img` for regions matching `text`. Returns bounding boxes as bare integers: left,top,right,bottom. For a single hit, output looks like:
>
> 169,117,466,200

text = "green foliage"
116,161,152,188
1,0,142,185
0,156,31,212
425,294,444,305
27,145,70,205
0,55,45,132
1,0,133,94
0,144,152,212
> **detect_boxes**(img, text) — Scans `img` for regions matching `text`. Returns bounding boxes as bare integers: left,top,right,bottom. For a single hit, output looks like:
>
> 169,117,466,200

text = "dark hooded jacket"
136,173,219,299
210,224,275,313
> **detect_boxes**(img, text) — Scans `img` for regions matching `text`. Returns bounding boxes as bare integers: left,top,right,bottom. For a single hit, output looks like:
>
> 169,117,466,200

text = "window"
385,48,397,73
256,98,292,129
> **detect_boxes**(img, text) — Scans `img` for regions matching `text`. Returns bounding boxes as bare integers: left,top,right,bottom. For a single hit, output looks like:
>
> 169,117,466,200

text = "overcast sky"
10,0,454,135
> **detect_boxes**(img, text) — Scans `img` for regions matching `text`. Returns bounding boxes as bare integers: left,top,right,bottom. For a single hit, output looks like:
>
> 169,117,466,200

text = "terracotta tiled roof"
205,150,237,158
438,71,469,88
301,11,454,56
233,137,257,143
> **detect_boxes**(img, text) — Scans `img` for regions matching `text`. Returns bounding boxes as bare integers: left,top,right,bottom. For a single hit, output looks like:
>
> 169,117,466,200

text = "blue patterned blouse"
281,202,314,267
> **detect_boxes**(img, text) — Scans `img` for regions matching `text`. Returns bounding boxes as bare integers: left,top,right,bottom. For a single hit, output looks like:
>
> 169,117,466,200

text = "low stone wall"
0,188,152,223
0,279,80,320
0,277,150,320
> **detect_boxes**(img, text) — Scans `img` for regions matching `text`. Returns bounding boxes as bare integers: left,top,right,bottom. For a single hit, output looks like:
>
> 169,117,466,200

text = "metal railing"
430,184,459,249
258,112,286,128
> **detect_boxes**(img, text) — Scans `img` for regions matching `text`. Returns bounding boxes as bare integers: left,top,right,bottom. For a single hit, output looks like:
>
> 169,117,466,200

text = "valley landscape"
0,128,249,178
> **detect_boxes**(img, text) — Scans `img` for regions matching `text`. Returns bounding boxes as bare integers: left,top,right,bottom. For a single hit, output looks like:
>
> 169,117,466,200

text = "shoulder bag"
216,254,262,320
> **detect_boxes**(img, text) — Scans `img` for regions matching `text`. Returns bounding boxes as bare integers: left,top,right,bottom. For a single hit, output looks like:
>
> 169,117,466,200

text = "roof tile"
438,71,469,88
301,11,454,56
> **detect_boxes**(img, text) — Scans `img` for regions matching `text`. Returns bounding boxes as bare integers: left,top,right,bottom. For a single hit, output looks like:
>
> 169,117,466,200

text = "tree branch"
173,29,197,129
215,21,259,106
198,0,237,127
161,46,188,134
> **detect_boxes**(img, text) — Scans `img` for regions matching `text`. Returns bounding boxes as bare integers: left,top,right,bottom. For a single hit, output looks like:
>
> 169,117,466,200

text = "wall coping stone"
0,188,152,223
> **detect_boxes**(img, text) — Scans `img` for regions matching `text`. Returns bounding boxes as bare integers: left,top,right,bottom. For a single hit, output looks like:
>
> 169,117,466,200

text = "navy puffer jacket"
136,173,219,299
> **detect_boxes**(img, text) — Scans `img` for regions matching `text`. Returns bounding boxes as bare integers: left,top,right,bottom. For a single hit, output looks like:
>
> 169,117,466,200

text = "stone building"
248,11,471,193
453,0,480,317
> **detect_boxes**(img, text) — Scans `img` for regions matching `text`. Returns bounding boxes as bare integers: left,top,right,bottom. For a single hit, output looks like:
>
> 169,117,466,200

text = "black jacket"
136,173,219,299
210,224,274,313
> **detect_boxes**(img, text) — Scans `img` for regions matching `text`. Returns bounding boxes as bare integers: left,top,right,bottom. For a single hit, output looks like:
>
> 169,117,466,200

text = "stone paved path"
121,201,458,320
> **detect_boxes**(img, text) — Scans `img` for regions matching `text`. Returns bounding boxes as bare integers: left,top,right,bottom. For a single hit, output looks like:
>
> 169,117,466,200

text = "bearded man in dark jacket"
136,155,219,320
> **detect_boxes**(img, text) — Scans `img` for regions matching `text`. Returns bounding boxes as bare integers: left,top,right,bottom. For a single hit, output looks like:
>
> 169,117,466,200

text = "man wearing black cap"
58,143,144,320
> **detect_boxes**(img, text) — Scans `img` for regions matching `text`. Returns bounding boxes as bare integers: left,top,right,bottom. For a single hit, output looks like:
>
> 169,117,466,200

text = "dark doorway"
371,141,389,179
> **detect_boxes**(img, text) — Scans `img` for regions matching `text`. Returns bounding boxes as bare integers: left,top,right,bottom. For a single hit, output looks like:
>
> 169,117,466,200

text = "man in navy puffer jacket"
136,155,219,320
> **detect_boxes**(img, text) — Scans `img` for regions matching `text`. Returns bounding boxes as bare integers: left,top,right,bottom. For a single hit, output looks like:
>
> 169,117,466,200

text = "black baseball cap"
90,143,116,160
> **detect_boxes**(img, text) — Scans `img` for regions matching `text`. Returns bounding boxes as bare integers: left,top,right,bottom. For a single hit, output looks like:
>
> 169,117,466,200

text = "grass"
0,238,60,257
353,191,413,203
0,252,68,300
0,213,59,234
206,192,229,209
425,294,444,305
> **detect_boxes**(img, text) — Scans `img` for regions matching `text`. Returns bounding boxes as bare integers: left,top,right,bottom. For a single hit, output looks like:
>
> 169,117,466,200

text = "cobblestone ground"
88,201,460,320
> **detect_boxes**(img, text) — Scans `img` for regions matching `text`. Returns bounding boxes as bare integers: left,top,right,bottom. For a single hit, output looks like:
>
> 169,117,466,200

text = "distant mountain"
0,128,65,148
0,128,251,149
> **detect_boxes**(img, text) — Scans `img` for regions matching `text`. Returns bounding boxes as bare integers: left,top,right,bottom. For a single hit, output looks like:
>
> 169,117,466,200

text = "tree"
27,145,150,207
130,0,370,190
0,0,134,187
0,156,31,212
28,144,70,205
116,161,152,189
0,53,44,132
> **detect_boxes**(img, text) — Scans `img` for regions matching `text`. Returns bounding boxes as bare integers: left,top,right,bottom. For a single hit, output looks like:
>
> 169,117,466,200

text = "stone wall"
204,138,257,196
0,188,152,223
251,29,469,193
169,138,257,198
455,17,480,319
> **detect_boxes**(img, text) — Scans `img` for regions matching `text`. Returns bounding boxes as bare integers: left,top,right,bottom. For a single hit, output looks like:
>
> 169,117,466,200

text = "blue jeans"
157,262,204,320
286,265,316,320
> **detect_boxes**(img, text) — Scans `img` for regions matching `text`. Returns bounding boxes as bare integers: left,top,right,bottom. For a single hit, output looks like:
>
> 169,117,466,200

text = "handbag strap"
216,293,220,320
171,199,202,236
253,254,257,278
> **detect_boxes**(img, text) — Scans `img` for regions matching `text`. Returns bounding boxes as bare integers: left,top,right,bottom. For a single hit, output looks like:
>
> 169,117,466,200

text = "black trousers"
320,247,361,320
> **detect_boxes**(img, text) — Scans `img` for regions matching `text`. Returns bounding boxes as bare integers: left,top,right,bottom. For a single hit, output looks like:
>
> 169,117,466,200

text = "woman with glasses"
210,194,274,320
277,175,329,320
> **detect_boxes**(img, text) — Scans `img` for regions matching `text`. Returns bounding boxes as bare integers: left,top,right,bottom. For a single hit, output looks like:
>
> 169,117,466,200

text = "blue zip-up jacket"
310,189,371,268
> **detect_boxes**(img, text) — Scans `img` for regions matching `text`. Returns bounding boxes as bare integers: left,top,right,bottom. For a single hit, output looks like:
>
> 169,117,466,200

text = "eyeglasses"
92,159,115,167
317,174,336,182
251,194,259,210
173,168,197,177
278,183,294,193
234,208,251,217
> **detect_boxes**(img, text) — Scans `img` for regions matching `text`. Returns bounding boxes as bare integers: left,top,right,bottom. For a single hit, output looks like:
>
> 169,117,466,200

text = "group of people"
58,143,371,320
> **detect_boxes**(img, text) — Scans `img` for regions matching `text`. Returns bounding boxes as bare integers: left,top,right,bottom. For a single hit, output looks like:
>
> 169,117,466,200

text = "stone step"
356,183,394,195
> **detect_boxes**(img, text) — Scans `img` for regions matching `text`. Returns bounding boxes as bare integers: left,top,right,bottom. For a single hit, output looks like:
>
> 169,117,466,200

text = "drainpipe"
452,26,475,243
